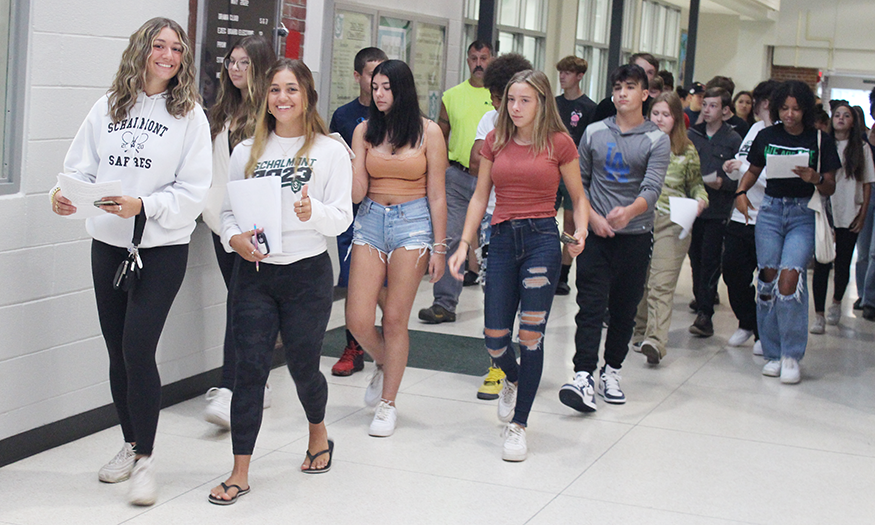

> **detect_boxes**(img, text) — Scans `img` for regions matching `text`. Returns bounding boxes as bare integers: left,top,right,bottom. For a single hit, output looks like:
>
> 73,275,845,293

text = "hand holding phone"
94,199,120,207
560,232,579,245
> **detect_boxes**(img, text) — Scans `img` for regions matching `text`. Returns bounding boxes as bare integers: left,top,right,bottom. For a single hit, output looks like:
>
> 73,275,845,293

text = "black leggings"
92,240,188,456
212,232,241,390
230,252,334,456
812,228,859,312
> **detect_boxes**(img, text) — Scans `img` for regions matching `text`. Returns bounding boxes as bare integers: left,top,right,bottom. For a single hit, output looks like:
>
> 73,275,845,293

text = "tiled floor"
2,262,875,524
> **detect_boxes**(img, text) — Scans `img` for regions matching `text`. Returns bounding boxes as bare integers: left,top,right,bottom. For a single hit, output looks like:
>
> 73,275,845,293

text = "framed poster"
329,10,375,116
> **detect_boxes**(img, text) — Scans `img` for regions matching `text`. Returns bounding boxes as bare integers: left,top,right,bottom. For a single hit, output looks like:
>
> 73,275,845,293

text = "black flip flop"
208,482,251,505
302,439,334,474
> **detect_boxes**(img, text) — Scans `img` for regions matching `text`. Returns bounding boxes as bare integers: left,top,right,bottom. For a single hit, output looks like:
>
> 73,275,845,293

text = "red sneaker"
331,341,365,376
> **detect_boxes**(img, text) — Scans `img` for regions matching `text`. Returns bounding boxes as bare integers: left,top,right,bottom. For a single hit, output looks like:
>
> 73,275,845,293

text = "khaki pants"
634,213,691,356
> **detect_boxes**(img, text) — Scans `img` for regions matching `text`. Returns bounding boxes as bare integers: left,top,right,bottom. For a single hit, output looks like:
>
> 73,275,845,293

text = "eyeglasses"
224,58,251,71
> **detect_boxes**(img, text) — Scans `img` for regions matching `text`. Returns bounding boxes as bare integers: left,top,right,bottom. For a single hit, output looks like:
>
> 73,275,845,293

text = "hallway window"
638,0,681,78
1,0,25,194
462,0,546,73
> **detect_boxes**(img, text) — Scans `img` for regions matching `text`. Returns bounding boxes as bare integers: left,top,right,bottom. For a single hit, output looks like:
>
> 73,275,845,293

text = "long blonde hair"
493,70,567,157
650,91,691,156
244,59,328,177
107,17,198,123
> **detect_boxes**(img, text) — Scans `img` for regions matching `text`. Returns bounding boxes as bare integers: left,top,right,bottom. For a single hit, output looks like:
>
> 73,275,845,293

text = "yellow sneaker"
477,366,505,400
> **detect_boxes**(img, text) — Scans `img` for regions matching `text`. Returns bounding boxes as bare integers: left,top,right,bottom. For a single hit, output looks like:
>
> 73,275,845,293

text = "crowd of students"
49,16,875,508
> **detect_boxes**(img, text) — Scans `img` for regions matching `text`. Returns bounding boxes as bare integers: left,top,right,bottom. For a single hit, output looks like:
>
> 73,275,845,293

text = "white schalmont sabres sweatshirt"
58,92,212,248
220,133,353,265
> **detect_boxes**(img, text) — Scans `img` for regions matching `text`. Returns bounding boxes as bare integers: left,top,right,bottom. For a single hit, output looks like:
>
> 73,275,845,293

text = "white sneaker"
204,387,232,430
728,328,754,347
497,380,517,423
98,442,136,483
368,400,397,437
780,357,801,384
809,315,826,335
753,340,763,356
364,366,384,408
128,456,157,506
762,360,781,377
263,383,273,409
598,365,626,404
502,422,527,462
826,303,841,325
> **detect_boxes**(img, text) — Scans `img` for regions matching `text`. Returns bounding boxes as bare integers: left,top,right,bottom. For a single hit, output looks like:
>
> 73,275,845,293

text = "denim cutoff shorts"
352,196,433,255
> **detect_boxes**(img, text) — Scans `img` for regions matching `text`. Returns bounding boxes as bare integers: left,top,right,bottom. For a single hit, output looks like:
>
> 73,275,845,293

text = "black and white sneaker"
559,371,597,412
598,365,626,404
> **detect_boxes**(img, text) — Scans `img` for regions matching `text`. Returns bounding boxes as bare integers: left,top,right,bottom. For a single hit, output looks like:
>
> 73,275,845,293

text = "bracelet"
458,239,471,248
735,190,747,197
814,174,825,186
49,186,61,203
433,242,449,249
433,250,447,255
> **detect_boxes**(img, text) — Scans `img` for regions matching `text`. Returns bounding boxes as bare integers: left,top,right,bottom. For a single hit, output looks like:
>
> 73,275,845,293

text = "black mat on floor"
320,326,488,377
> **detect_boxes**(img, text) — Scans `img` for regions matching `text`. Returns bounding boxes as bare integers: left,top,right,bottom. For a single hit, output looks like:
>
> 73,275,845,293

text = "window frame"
1,0,27,195
462,0,547,75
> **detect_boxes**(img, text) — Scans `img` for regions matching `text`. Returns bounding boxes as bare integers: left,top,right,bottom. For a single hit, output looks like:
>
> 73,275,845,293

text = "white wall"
0,1,227,442
772,0,875,75
693,13,775,92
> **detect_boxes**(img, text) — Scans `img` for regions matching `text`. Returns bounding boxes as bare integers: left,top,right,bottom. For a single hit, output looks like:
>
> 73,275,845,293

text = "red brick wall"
281,0,306,58
771,65,820,90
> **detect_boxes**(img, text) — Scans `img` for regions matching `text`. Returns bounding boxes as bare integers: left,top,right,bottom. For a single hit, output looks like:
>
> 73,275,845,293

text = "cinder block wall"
0,2,226,442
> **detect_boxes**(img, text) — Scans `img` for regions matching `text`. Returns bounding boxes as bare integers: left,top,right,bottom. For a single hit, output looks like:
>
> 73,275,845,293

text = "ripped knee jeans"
754,195,815,361
483,218,561,426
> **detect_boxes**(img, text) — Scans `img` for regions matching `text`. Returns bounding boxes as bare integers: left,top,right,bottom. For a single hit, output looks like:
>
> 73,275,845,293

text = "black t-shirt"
555,94,596,146
328,98,370,147
726,115,750,140
747,124,842,198
684,108,701,126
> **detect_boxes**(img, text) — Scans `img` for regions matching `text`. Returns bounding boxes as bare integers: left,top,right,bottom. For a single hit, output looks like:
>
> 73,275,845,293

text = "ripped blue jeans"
754,195,815,361
484,218,561,426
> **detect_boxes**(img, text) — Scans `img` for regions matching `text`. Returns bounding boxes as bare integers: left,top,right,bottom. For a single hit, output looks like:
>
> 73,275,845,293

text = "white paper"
669,196,699,240
766,153,810,180
227,176,284,257
702,171,718,184
328,132,355,160
57,173,124,219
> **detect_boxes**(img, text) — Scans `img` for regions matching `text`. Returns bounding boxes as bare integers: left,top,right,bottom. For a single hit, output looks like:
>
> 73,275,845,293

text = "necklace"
276,135,297,158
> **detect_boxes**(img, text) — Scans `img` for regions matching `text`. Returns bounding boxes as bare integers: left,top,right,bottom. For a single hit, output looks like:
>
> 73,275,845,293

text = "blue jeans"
432,165,478,312
484,218,561,427
755,195,815,361
855,198,875,307
352,197,433,256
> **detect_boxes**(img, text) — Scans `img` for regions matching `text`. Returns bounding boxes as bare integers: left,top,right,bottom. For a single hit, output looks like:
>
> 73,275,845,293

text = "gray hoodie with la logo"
579,116,670,235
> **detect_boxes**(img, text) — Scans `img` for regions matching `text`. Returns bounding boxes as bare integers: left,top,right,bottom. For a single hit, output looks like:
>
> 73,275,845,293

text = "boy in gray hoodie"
559,64,670,412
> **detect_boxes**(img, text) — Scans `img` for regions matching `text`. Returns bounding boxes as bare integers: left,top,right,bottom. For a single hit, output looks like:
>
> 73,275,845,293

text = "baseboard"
0,344,289,468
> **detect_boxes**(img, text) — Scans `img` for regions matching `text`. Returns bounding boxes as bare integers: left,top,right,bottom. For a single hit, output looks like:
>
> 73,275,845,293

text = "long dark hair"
208,35,276,145
770,81,816,129
364,60,423,150
831,102,866,182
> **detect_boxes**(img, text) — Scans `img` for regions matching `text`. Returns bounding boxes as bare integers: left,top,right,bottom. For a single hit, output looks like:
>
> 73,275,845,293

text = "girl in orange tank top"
346,60,448,437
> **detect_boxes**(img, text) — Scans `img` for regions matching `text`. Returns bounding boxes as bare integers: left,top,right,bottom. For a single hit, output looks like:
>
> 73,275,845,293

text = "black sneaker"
688,298,698,312
863,306,875,321
555,281,571,296
463,270,479,287
854,298,863,310
689,313,714,337
418,304,456,324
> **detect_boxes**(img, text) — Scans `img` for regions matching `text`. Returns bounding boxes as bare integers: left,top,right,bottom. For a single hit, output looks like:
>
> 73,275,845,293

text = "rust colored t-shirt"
481,131,578,225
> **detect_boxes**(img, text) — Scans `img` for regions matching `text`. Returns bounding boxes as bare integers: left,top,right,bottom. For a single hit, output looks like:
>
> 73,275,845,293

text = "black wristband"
814,174,825,186
735,190,747,197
